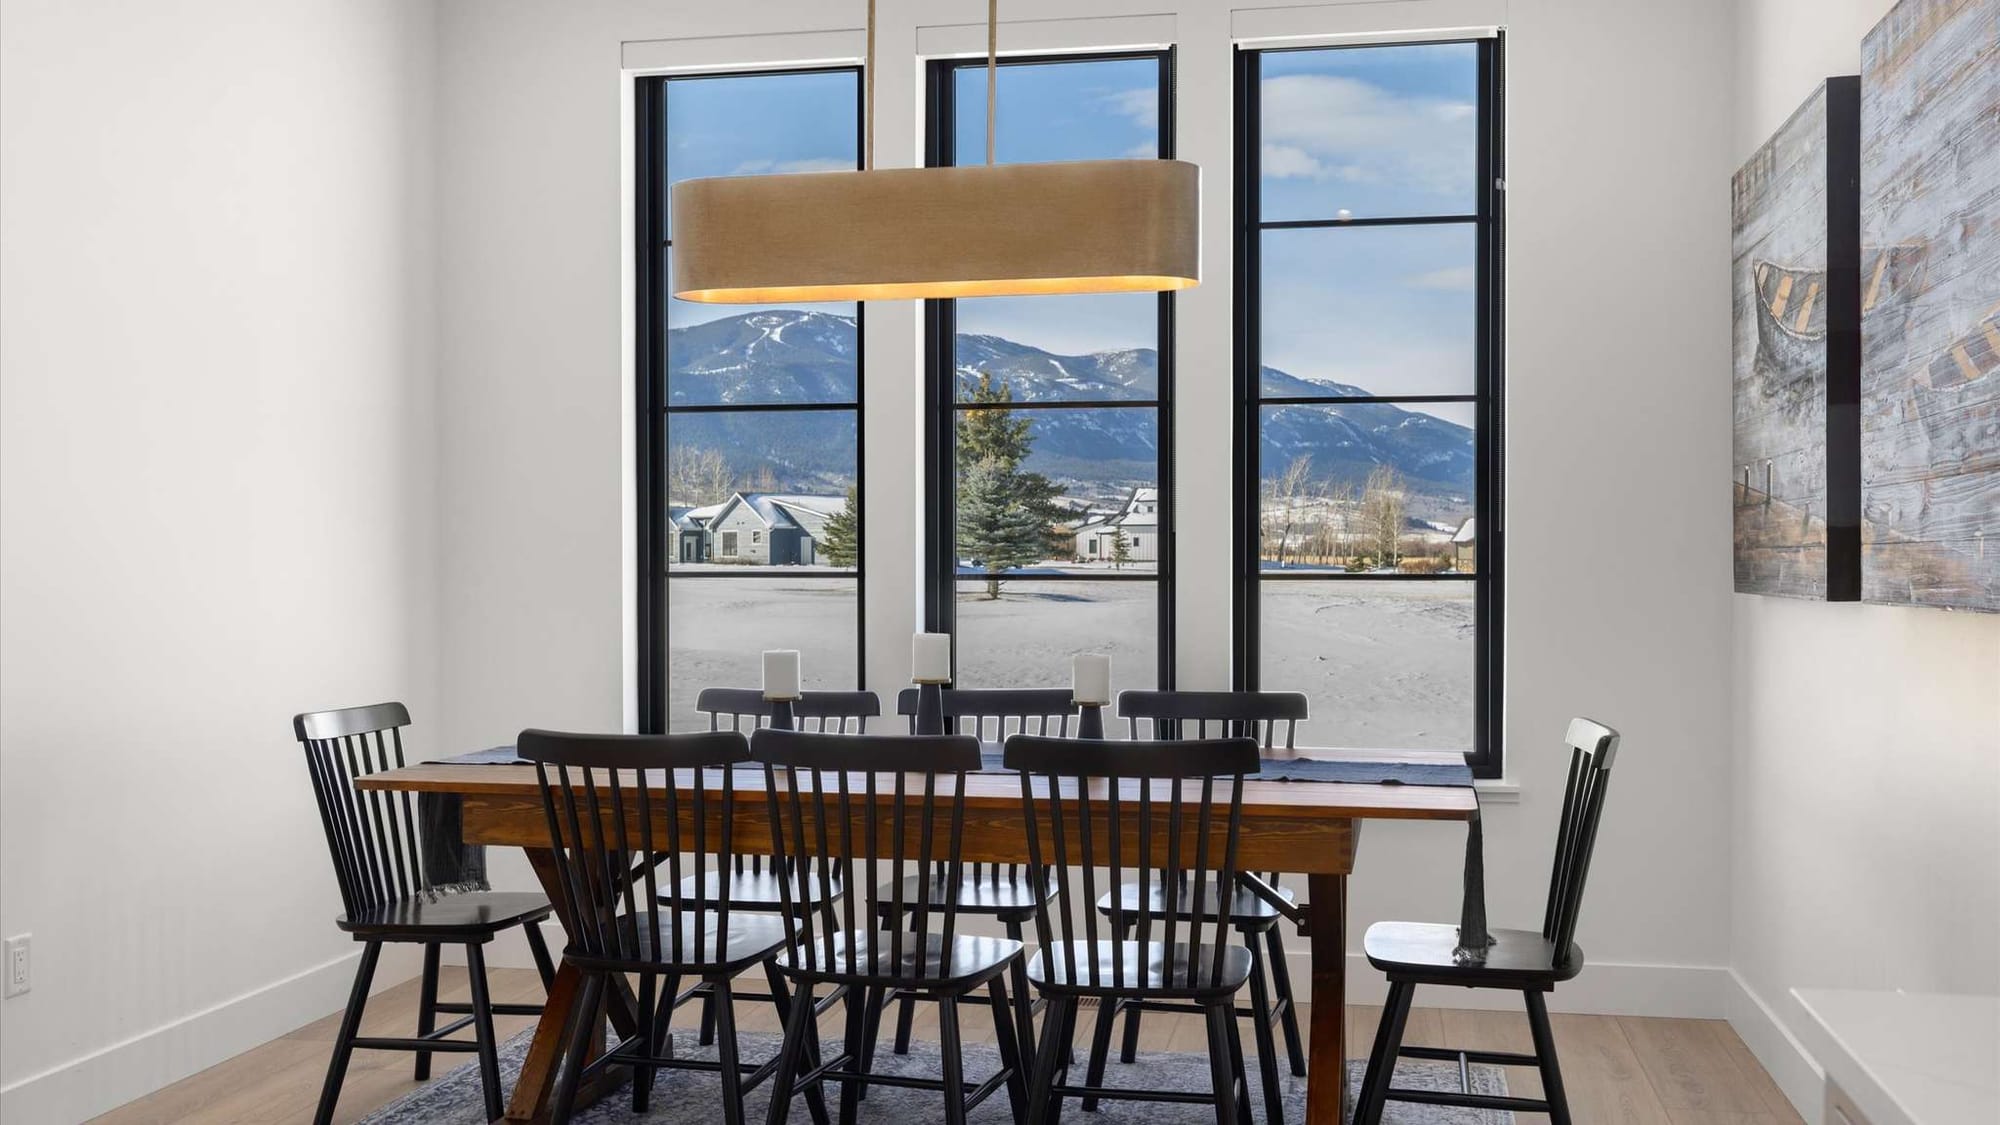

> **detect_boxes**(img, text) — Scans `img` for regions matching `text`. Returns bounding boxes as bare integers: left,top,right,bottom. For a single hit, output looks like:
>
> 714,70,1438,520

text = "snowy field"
665,575,1472,750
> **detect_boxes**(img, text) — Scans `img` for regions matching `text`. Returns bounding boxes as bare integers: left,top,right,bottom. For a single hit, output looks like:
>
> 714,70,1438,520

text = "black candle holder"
1077,702,1105,740
914,681,946,736
768,698,797,731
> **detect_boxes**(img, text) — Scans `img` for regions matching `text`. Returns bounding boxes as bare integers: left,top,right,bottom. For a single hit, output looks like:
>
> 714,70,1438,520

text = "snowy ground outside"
665,575,1472,750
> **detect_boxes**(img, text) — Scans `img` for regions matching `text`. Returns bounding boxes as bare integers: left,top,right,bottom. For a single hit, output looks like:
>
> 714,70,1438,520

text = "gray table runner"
421,744,1493,962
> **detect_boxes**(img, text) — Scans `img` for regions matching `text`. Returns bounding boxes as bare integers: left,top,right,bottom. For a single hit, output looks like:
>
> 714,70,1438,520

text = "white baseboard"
0,944,419,1125
1724,968,1824,1124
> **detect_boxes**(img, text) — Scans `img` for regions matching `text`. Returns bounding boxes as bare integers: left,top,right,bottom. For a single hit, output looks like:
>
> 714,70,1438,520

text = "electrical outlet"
4,934,28,998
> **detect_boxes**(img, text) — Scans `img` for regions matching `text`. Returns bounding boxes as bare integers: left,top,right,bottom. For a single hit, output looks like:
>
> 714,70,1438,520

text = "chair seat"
336,891,551,938
1095,876,1293,926
1028,940,1254,1000
564,910,792,974
777,928,1022,989
880,867,1056,920
665,867,843,914
1363,921,1584,987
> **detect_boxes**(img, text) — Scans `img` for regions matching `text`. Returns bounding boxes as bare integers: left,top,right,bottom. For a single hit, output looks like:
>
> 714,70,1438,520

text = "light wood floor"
93,968,1803,1125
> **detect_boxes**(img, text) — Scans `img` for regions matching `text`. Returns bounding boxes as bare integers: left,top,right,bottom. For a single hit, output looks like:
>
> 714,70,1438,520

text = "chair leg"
550,971,607,1125
700,984,719,1046
1026,996,1074,1125
1050,992,1080,1125
938,996,969,1125
1245,936,1286,1125
1202,1003,1241,1125
1354,980,1415,1125
1004,919,1039,1056
413,942,441,1080
713,977,747,1125
766,963,831,1125
525,920,557,991
766,978,818,1125
464,942,506,1124
1263,926,1307,1078
1224,1000,1253,1125
839,981,869,1125
1117,923,1142,1063
632,971,658,1113
858,986,885,1101
988,974,1030,1121
1524,989,1573,1125
311,940,381,1125
893,991,919,1055
1082,998,1120,1111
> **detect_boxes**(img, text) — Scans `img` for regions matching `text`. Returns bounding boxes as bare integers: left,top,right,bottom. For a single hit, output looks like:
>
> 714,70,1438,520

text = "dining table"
361,746,1477,1124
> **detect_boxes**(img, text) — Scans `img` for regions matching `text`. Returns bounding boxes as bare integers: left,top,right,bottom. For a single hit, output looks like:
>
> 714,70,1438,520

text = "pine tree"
819,484,859,568
957,458,1050,599
952,372,1063,595
1110,525,1132,570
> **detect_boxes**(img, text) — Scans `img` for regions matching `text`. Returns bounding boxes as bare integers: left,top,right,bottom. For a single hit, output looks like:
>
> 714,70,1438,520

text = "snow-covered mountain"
666,309,1474,507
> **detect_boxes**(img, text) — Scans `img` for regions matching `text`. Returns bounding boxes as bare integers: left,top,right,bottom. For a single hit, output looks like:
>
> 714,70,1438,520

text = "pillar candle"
912,633,952,683
762,649,801,700
1072,653,1112,706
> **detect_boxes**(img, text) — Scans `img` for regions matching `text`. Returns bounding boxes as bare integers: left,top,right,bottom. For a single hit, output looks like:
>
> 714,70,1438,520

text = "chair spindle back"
1118,690,1307,749
518,729,749,964
697,687,882,734
292,702,430,919
1005,735,1261,989
751,729,982,980
1542,718,1620,966
896,687,1079,740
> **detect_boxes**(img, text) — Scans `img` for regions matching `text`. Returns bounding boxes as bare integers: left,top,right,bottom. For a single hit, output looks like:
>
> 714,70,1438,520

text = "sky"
661,45,1479,414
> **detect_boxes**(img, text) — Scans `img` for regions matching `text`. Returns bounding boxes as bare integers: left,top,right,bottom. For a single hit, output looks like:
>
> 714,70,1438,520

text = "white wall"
0,1,439,1119
433,0,1739,1014
1727,1,2000,1117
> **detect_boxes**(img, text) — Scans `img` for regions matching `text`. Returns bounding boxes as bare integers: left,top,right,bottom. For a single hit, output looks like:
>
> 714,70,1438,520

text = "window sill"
1473,778,1521,803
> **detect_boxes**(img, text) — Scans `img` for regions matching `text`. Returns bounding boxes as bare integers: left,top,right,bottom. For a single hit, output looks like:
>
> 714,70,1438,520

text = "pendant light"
671,0,1200,303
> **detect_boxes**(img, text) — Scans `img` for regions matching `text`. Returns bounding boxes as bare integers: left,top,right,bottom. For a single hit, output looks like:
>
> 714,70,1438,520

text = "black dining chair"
682,687,883,1044
1006,733,1262,1125
1092,690,1311,1121
1353,718,1623,1125
291,703,557,1125
883,687,1079,1058
519,728,831,1125
756,728,1030,1125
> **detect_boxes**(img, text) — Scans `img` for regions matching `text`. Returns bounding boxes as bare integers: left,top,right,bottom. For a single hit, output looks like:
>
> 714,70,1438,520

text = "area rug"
360,1027,1511,1123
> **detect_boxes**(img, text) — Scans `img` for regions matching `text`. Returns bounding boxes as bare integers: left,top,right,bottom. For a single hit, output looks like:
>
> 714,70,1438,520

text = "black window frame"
634,66,868,734
1232,38,1507,777
922,48,1178,692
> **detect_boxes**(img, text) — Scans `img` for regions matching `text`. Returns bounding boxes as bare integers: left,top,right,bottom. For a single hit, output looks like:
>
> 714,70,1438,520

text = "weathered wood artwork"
1732,79,1862,600
1860,0,2000,612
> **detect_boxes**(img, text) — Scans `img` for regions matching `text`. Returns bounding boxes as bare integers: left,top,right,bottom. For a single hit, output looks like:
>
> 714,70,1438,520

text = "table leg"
506,848,637,1123
1304,873,1349,1125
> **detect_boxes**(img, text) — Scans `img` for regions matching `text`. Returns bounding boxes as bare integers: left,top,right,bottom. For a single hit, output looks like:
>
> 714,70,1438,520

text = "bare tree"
668,445,733,506
1262,454,1314,568
1361,464,1407,569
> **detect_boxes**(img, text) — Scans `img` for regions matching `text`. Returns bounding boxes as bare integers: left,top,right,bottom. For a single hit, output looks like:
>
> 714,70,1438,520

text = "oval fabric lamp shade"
671,159,1201,302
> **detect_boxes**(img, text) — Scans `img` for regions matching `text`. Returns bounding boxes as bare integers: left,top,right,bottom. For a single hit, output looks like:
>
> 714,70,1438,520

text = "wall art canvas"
1859,0,2000,612
1732,79,1862,600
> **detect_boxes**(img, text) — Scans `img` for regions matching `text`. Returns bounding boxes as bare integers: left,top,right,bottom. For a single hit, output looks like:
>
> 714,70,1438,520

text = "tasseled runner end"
1453,800,1494,964
419,792,490,900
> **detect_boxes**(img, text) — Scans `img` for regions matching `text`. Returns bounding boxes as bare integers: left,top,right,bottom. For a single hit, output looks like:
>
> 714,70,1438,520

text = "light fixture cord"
986,0,998,165
865,0,876,171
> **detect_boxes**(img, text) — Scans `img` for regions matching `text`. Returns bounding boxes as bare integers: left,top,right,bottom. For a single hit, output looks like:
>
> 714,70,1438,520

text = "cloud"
1101,87,1158,130
1257,74,1474,198
1123,141,1159,159
1405,266,1476,291
728,156,853,175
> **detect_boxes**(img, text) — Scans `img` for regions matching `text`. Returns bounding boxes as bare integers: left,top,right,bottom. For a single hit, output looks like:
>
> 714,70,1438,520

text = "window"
635,67,865,733
1235,40,1505,774
925,51,1176,700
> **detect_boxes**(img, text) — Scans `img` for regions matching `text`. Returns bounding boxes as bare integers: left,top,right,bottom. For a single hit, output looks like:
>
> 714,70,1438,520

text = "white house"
1071,486,1159,563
